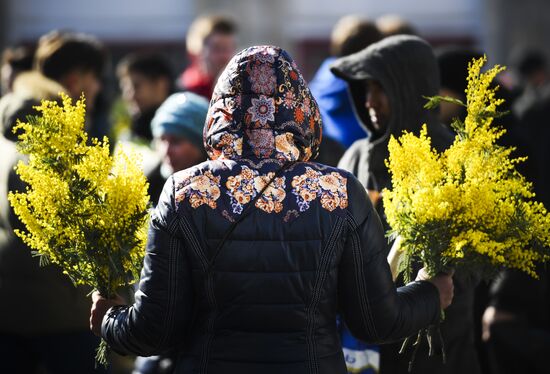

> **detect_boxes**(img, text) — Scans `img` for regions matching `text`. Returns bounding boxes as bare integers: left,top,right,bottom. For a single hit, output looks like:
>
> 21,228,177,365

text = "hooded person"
331,35,481,374
332,35,452,204
90,45,454,374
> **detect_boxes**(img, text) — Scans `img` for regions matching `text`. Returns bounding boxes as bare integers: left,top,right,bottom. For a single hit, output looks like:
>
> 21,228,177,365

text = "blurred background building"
1,0,549,80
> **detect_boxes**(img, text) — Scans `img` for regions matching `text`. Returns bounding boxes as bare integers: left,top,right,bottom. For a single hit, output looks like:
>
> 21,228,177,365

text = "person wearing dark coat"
509,49,550,208
331,35,481,374
0,37,107,373
482,266,550,374
479,48,550,374
90,45,454,374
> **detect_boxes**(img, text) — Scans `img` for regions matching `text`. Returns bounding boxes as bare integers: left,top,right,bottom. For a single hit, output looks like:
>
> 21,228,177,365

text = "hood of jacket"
330,35,441,146
203,45,323,163
332,35,453,191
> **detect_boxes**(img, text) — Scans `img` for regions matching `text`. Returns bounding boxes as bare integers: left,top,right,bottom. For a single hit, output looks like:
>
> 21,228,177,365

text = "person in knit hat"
134,92,208,373
146,91,209,204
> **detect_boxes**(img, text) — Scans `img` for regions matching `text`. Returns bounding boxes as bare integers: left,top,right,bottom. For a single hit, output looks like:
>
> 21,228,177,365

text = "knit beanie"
151,92,209,147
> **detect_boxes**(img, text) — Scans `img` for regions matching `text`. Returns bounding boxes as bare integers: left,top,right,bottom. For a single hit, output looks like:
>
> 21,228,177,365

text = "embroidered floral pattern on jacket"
175,171,221,209
204,45,323,163
249,64,277,95
292,167,348,212
178,46,348,221
176,165,348,218
226,166,258,214
248,95,276,126
253,46,276,64
318,172,348,211
275,133,300,162
211,133,243,160
225,166,286,214
246,129,275,159
254,173,286,214
283,91,295,109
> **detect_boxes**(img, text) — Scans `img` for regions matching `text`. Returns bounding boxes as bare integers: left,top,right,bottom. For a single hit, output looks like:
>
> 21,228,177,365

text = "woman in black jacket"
90,45,453,374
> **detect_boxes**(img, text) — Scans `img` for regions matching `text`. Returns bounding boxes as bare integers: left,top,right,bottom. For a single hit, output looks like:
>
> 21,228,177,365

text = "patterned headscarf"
204,46,323,162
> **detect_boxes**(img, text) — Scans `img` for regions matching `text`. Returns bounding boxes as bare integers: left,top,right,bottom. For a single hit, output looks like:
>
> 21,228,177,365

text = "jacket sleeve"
101,176,194,356
338,176,440,343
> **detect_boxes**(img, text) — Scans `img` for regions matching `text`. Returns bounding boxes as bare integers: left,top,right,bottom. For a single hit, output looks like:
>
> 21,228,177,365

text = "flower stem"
95,338,110,368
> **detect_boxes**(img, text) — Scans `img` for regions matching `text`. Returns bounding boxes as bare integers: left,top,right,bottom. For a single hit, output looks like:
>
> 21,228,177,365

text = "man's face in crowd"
365,79,391,134
201,32,237,80
158,133,204,172
63,69,102,111
120,72,169,115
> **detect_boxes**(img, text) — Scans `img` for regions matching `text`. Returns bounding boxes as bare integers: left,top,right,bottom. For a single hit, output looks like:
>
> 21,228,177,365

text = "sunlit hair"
330,15,382,57
186,14,237,57
375,14,418,37
34,30,106,81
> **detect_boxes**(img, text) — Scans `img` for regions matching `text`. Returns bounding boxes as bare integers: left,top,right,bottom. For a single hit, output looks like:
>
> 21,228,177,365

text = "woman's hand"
416,268,455,309
90,291,126,336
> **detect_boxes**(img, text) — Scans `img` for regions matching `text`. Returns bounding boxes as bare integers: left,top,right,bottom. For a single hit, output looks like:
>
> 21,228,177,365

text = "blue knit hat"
151,92,209,148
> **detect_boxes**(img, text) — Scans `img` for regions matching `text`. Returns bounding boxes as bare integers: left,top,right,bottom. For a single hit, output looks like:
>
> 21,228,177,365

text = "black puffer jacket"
102,46,440,374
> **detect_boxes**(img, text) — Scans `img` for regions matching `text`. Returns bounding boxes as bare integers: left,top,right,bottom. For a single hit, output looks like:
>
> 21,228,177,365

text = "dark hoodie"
331,35,453,192
101,46,441,374
331,36,481,374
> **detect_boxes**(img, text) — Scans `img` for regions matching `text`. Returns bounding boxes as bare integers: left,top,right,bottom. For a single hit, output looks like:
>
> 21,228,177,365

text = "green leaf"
476,109,510,120
423,95,466,110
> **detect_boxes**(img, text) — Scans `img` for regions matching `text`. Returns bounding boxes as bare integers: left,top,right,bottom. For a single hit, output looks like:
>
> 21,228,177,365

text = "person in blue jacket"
309,15,382,149
310,16,384,373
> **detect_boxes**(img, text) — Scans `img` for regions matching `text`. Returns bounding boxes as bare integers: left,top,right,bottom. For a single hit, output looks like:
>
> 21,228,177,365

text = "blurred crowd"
0,11,548,374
